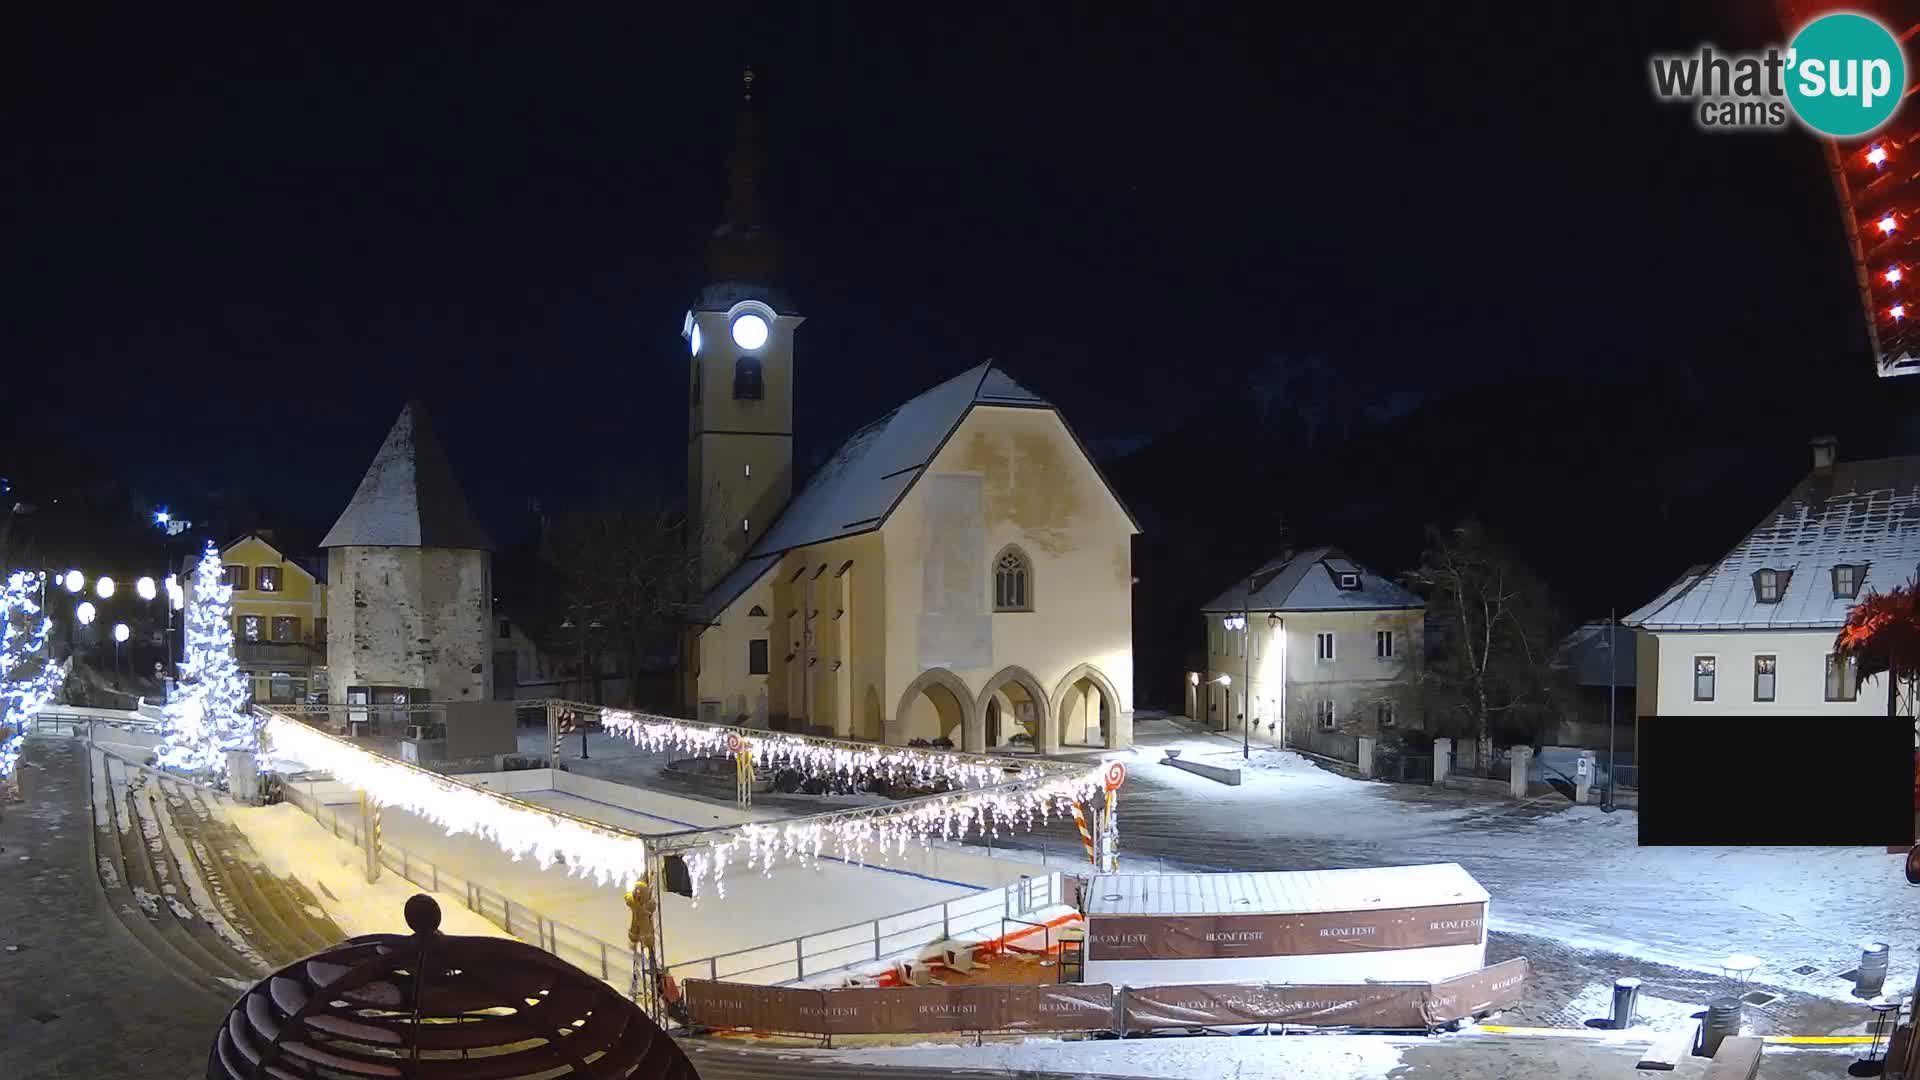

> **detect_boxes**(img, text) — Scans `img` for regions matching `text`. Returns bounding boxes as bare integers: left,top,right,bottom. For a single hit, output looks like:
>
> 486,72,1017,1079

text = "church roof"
321,401,494,551
689,361,1137,623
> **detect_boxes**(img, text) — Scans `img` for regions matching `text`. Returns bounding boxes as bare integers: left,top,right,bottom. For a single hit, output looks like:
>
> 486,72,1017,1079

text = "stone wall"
327,546,492,704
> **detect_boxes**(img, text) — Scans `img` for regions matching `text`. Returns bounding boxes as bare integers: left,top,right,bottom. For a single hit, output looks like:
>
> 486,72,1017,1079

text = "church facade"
679,74,1138,752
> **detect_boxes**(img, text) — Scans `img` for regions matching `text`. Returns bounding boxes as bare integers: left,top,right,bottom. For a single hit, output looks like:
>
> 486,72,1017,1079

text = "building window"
1754,655,1777,702
1376,700,1395,727
271,616,299,643
255,566,280,592
1376,630,1394,659
1832,564,1862,599
733,355,764,400
1692,656,1715,701
499,619,512,638
224,565,248,590
1752,568,1787,604
269,671,295,704
1316,631,1335,662
748,638,769,675
315,617,327,644
1826,653,1859,701
1316,700,1337,730
993,547,1032,611
239,615,263,642
1337,572,1360,590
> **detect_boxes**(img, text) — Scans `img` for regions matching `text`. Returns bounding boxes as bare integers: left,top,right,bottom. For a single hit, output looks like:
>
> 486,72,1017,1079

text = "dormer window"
1752,568,1788,604
1831,564,1862,599
1337,572,1360,590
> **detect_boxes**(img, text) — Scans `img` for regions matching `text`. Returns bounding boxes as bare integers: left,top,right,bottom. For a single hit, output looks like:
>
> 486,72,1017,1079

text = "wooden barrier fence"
686,957,1528,1038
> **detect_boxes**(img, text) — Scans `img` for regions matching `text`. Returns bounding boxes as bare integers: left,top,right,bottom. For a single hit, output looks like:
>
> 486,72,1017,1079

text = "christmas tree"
157,542,256,778
1,571,68,785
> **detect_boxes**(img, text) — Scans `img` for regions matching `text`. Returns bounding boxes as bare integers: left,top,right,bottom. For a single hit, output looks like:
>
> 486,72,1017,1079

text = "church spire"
707,66,779,283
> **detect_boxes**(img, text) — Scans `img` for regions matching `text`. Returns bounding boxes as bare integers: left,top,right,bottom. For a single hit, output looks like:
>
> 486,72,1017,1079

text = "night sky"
6,4,1918,609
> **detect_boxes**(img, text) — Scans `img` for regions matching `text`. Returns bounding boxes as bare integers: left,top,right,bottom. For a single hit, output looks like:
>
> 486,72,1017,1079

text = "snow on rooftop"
320,401,493,551
1085,864,1489,917
1201,546,1425,613
1630,455,1920,630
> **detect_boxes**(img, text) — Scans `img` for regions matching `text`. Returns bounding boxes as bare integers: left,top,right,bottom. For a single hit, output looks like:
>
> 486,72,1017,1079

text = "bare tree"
1402,521,1566,763
539,500,714,708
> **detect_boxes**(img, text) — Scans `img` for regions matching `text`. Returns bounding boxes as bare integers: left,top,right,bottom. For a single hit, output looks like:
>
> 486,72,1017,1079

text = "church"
680,74,1139,753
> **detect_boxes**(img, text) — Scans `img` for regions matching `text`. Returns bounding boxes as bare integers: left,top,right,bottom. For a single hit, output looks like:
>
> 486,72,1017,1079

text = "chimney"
1811,435,1838,471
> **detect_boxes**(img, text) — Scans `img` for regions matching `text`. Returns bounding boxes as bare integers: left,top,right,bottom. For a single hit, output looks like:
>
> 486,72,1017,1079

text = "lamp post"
1243,576,1254,759
1603,609,1618,813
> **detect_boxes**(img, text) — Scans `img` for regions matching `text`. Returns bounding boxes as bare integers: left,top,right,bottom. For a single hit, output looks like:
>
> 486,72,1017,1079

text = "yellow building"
188,532,328,704
678,75,1140,752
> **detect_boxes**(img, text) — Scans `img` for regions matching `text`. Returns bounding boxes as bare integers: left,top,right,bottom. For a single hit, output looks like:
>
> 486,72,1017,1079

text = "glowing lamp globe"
730,312,770,350
1880,215,1899,235
136,576,157,600
95,576,115,599
63,570,84,593
76,601,96,626
1869,144,1889,166
690,321,703,356
113,623,130,643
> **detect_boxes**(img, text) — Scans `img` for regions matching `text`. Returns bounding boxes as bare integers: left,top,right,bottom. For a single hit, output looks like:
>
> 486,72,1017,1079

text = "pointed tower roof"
321,401,493,551
705,67,782,288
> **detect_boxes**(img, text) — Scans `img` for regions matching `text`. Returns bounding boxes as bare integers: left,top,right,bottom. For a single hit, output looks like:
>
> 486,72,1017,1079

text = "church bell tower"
687,68,802,592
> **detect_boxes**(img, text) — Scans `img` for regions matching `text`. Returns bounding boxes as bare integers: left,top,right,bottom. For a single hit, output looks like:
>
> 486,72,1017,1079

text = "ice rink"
304,774,1041,977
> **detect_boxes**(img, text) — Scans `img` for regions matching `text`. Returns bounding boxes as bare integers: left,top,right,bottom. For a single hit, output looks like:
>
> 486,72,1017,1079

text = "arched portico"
978,666,1051,752
1051,663,1124,750
892,668,976,749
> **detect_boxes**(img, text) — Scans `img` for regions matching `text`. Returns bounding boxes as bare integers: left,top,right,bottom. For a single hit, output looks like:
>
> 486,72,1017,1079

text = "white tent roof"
1085,864,1488,917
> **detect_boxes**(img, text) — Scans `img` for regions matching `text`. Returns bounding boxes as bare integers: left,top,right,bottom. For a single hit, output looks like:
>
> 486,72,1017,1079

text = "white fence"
665,871,1065,986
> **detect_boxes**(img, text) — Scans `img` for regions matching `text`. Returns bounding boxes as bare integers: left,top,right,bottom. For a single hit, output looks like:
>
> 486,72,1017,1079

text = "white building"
1191,547,1425,745
1625,438,1920,717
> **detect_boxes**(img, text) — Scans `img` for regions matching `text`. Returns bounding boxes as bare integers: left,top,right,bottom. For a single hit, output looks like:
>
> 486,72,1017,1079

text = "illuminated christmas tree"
157,541,256,778
1,570,68,787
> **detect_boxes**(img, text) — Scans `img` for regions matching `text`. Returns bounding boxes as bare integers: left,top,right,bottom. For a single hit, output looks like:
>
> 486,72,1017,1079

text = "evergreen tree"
1,570,67,785
157,542,255,777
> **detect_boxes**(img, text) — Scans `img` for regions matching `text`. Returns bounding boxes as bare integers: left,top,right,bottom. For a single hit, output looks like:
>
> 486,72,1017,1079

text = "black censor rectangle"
1637,716,1914,846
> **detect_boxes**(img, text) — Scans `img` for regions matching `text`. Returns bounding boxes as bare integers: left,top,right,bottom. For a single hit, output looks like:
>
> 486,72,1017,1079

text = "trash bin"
1860,943,1891,997
1611,978,1642,1030
1700,998,1742,1057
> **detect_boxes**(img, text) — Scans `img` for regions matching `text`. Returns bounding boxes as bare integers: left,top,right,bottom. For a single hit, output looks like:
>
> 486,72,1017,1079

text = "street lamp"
113,622,129,680
76,601,96,625
95,576,115,599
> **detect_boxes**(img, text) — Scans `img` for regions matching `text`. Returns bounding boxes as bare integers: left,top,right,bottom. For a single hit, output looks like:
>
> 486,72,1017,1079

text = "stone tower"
686,68,804,592
322,400,494,706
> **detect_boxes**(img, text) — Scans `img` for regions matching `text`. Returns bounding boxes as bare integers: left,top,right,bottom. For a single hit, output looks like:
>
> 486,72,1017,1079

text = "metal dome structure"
209,894,700,1079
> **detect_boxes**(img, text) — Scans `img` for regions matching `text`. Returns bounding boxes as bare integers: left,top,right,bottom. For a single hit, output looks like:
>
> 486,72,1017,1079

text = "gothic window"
993,546,1032,611
733,355,764,400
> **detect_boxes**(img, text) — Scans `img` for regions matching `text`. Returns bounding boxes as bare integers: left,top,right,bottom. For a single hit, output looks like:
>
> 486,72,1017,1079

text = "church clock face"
730,312,769,350
690,322,703,356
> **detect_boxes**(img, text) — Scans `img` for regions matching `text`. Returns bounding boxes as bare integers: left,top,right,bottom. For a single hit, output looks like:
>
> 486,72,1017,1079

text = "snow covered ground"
1065,725,1920,1006
221,802,513,941
800,1033,1415,1080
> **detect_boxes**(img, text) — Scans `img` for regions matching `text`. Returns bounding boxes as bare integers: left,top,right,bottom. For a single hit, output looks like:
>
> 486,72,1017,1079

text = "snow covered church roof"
1626,454,1920,631
689,361,1139,624
1200,546,1424,614
321,401,493,551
